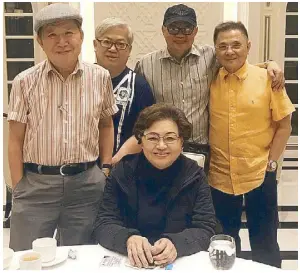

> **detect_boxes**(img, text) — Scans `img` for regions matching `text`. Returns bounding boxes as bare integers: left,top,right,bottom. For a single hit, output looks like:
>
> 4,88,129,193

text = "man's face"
93,26,131,74
215,29,251,73
37,20,83,71
162,21,198,57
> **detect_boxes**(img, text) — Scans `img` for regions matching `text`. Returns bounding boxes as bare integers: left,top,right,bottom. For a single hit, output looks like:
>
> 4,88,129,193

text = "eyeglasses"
166,26,194,35
96,39,129,50
215,43,243,52
143,132,180,144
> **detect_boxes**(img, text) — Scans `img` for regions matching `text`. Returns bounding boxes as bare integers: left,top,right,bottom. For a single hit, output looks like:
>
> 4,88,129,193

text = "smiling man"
94,18,155,166
8,3,118,251
209,21,295,268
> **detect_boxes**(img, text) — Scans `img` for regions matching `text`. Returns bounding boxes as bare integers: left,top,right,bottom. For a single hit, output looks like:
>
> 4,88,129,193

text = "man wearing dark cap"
8,3,118,251
135,4,284,146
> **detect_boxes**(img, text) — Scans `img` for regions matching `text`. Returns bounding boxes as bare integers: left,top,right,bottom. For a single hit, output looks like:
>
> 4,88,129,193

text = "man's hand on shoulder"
266,61,285,91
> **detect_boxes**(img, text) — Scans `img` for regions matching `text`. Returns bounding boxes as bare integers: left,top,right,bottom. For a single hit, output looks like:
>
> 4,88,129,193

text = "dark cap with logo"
163,4,197,27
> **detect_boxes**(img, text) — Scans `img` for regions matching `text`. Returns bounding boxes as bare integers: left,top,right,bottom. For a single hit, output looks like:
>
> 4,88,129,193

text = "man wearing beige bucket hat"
8,3,118,251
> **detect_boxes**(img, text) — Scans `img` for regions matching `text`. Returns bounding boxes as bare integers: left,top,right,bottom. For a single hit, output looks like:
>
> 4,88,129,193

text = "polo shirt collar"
220,61,249,81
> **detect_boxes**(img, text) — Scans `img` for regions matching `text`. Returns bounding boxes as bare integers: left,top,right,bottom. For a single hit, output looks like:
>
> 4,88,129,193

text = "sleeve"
161,174,216,258
134,60,143,76
135,77,155,112
270,85,295,121
7,75,28,123
210,46,221,78
100,72,119,119
92,173,141,255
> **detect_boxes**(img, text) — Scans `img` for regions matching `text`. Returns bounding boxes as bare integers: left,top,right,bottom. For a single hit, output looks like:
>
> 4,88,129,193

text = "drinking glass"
208,234,236,270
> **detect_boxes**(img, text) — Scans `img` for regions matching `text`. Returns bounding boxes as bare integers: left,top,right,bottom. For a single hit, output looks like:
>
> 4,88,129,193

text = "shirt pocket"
25,87,48,145
192,74,209,91
192,74,208,82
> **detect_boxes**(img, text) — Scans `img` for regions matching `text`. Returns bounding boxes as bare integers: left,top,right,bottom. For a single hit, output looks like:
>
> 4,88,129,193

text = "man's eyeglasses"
215,43,243,52
96,39,129,50
143,132,180,144
166,26,194,35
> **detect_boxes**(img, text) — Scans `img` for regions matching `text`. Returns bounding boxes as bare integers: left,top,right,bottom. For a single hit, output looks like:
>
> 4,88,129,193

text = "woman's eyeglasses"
143,132,180,144
96,39,129,50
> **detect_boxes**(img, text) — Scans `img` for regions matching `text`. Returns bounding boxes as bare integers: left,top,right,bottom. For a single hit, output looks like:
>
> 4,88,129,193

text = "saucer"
6,262,19,270
42,248,68,268
6,254,20,270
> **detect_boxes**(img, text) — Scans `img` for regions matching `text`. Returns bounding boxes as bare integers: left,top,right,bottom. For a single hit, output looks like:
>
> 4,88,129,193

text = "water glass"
208,234,236,270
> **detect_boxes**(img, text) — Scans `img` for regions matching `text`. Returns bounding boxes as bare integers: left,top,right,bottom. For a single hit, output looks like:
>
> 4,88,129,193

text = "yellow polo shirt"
209,62,295,195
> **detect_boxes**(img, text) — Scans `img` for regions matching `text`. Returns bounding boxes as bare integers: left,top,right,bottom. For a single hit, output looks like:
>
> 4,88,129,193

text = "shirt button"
182,99,185,103
180,82,184,86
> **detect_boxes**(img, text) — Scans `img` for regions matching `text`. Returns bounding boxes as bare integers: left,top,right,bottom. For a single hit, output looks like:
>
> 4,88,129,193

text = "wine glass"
208,234,236,270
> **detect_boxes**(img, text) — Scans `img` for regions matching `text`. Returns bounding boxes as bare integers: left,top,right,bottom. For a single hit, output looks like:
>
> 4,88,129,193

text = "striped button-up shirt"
135,45,218,144
8,60,118,166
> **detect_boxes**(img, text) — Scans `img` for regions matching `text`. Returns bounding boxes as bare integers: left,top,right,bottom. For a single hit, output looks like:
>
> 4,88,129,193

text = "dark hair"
133,103,192,144
213,21,248,44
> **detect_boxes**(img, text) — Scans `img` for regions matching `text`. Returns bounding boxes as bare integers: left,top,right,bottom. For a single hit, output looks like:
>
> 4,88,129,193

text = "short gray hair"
95,17,134,45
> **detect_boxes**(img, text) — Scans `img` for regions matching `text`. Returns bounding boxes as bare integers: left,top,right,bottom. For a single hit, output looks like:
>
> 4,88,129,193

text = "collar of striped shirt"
45,59,84,77
159,44,201,60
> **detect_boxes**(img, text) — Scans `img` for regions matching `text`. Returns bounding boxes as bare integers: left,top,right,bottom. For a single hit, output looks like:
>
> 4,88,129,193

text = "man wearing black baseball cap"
161,4,198,62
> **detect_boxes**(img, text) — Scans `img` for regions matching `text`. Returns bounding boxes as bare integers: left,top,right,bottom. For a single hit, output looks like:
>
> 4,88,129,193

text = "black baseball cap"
163,4,197,27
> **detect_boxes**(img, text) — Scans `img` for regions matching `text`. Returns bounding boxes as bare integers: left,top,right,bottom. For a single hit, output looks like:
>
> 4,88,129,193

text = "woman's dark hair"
133,103,192,144
213,21,248,44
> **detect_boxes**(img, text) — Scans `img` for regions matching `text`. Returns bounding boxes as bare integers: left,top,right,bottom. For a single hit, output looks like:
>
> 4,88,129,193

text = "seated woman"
92,103,216,268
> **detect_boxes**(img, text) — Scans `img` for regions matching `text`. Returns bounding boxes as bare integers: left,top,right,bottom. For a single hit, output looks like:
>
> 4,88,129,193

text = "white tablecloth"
10,245,281,271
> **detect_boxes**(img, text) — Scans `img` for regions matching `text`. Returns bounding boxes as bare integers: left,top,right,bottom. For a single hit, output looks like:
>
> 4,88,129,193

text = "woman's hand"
126,235,154,268
151,238,177,267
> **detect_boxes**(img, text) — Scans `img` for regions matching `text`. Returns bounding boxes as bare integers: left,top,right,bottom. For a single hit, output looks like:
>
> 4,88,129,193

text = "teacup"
32,237,57,263
19,251,42,270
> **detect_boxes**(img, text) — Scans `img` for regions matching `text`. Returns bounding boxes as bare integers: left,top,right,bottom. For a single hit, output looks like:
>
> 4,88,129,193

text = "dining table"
7,244,282,271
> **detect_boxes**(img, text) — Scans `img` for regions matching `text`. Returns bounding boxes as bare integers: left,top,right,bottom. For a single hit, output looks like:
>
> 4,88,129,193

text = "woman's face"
141,119,183,170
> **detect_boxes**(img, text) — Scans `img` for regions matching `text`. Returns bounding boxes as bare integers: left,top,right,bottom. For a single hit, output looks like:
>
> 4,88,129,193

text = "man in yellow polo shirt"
209,21,295,268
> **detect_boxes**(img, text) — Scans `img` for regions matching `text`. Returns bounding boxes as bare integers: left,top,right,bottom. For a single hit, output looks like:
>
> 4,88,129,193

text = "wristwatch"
102,164,112,177
102,164,112,170
267,160,278,172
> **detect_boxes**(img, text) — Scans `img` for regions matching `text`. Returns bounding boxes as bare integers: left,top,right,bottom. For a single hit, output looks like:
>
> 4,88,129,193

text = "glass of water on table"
208,234,236,270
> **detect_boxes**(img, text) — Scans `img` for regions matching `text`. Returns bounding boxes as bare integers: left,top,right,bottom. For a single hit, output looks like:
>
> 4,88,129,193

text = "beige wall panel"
94,2,223,69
